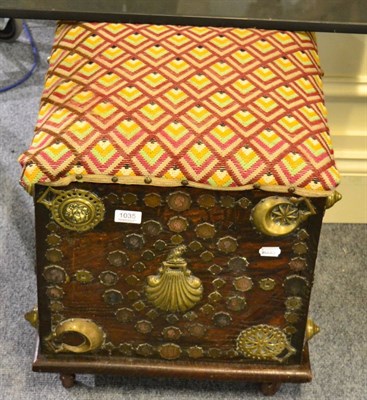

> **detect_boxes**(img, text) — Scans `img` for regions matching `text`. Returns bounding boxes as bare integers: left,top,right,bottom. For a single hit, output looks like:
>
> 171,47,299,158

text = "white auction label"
259,247,281,257
114,210,142,224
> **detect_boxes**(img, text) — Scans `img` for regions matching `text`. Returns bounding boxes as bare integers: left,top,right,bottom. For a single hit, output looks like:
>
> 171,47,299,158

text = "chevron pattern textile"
19,22,340,195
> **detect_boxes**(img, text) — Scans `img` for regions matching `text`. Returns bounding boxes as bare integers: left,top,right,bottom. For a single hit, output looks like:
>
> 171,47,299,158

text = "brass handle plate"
46,318,105,353
251,196,316,236
37,187,105,232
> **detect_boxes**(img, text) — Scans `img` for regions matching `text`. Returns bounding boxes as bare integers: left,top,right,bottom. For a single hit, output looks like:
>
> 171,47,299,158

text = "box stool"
20,22,342,395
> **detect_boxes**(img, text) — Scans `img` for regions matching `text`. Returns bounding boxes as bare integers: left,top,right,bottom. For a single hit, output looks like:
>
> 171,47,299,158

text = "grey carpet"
0,20,366,400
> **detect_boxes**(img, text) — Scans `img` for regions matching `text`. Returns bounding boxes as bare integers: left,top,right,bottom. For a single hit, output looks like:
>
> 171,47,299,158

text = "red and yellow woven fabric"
19,22,340,195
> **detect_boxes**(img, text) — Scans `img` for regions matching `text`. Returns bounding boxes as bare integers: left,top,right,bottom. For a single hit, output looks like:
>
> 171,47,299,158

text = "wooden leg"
60,373,76,388
260,382,282,396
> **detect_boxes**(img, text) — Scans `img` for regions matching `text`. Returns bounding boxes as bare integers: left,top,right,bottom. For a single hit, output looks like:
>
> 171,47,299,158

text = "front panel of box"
34,183,325,366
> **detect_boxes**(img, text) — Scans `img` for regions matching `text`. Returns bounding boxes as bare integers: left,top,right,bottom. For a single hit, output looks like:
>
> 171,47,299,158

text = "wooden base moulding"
32,341,312,395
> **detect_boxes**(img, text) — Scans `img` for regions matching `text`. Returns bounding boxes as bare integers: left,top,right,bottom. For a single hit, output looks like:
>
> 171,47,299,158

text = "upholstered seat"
19,23,339,196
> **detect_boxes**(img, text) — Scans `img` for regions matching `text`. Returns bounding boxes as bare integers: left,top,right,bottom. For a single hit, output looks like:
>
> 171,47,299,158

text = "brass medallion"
162,326,182,341
197,194,216,209
208,264,222,275
283,275,309,297
46,233,61,246
228,256,249,272
115,308,135,323
188,346,204,359
167,216,189,233
159,343,182,360
136,343,154,357
38,187,105,232
142,220,162,236
288,257,307,271
236,325,296,362
124,233,145,250
167,191,192,211
145,245,203,313
74,269,94,284
220,195,235,208
99,271,119,286
189,241,203,252
45,248,63,263
195,223,216,239
43,265,67,284
135,320,153,334
226,295,246,312
217,236,238,253
121,192,138,205
208,291,222,303
285,296,303,311
292,242,308,255
143,193,162,208
103,289,123,305
233,276,253,292
107,250,129,267
213,312,232,327
259,278,276,291
46,286,64,300
119,343,134,356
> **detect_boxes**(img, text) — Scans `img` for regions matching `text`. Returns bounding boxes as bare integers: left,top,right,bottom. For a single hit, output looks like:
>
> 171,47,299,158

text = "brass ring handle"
47,318,105,353
251,196,316,237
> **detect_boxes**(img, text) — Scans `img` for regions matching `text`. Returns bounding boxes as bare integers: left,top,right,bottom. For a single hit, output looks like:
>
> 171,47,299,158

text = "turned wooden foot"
60,373,76,388
260,382,282,396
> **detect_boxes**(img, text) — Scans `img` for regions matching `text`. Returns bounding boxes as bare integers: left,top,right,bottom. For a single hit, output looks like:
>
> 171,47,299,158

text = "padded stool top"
19,22,340,196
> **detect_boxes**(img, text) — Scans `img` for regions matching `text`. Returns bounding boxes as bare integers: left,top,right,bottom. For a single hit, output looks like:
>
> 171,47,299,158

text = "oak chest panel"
34,182,324,369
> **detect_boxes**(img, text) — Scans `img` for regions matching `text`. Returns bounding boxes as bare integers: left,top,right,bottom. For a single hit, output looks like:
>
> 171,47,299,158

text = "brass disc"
51,189,105,232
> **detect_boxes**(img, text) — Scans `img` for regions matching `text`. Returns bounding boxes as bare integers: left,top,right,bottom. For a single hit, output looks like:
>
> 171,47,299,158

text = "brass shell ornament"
37,187,105,231
46,318,105,353
145,245,203,313
251,196,316,236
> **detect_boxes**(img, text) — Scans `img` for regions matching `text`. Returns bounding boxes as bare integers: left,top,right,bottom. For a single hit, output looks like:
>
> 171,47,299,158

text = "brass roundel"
167,191,192,212
51,189,105,232
236,325,296,362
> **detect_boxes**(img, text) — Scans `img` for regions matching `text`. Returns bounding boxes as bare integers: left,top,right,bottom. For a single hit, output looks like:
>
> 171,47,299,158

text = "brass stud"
188,346,204,359
135,320,152,334
75,174,83,180
116,307,135,323
288,186,296,193
144,177,152,184
253,183,261,189
111,176,118,183
259,278,276,291
159,343,182,360
181,179,189,186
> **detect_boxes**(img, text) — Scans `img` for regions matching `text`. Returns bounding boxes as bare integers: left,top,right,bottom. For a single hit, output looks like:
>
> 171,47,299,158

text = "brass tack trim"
144,177,152,184
111,176,118,183
288,186,296,193
253,183,261,189
181,179,189,186
75,174,83,180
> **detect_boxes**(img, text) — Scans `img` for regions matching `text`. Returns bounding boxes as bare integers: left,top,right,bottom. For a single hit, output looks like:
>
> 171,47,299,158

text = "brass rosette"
236,324,296,363
38,187,105,232
251,196,316,236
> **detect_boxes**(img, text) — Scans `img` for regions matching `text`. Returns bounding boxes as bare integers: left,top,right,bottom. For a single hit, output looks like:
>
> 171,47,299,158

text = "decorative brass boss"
37,187,105,232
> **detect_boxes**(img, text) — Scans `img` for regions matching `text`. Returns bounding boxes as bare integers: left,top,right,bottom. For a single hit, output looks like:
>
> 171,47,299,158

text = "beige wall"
317,33,367,223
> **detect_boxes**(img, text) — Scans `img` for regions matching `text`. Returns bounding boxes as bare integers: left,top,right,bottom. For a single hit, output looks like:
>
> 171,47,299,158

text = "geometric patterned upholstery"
19,22,340,195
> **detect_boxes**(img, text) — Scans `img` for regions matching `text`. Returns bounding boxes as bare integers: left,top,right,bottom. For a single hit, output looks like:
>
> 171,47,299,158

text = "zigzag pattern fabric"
19,22,340,194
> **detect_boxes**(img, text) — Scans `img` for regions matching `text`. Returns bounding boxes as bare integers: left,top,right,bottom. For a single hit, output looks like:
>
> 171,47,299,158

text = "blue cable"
0,20,39,93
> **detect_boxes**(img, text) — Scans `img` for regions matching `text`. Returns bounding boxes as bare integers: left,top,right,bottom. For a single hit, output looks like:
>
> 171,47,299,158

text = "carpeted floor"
0,20,366,399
